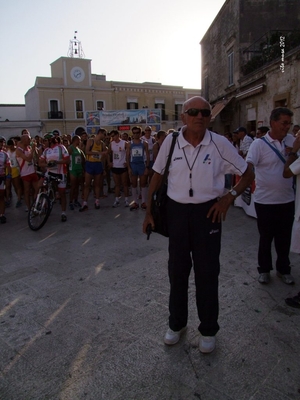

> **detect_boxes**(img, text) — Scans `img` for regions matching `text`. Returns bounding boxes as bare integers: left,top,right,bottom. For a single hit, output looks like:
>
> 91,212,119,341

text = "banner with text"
85,109,161,130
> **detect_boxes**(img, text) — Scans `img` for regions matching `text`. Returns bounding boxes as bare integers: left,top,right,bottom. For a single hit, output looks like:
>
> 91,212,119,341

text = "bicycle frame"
28,172,61,230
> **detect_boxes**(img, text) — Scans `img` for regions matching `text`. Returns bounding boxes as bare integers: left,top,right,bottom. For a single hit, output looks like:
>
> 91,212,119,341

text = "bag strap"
261,136,286,163
157,131,179,198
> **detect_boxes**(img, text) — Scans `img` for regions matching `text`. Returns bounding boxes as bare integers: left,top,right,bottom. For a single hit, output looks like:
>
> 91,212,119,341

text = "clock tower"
50,32,91,86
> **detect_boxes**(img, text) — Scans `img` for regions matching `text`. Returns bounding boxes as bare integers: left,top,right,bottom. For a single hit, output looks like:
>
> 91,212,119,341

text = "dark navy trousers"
167,198,221,336
254,201,294,274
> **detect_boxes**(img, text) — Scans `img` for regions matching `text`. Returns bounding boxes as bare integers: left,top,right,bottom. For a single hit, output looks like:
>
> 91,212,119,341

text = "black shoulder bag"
150,131,179,237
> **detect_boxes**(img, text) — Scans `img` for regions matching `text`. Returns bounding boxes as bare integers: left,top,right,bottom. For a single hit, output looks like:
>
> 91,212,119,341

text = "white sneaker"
113,200,119,208
124,200,129,207
276,272,295,285
164,327,186,345
199,335,216,353
258,272,270,284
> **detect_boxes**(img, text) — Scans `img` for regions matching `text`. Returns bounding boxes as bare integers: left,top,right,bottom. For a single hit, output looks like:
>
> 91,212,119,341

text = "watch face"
70,67,85,82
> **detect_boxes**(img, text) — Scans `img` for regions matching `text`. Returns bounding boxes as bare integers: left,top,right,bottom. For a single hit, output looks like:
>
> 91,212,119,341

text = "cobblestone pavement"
0,194,300,400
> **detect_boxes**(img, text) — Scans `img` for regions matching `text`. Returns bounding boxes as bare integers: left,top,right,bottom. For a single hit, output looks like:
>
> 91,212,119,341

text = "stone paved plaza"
0,195,300,399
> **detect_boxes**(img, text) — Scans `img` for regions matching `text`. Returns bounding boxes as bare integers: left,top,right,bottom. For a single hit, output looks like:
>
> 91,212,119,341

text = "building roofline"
0,104,25,107
50,56,92,65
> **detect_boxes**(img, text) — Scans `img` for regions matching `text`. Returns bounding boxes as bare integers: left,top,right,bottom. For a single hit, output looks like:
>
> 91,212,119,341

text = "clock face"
70,66,85,82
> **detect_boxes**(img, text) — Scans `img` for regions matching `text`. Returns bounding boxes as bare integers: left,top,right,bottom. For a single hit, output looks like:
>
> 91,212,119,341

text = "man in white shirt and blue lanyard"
247,107,295,285
143,96,254,353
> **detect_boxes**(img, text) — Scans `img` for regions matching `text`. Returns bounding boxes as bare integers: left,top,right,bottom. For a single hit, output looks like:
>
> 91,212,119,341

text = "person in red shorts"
16,133,39,212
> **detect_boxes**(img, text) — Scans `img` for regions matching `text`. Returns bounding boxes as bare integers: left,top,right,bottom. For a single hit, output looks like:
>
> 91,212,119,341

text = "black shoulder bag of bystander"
149,131,179,238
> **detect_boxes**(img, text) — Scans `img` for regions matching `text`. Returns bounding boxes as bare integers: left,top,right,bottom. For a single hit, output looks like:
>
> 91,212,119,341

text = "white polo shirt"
290,158,300,220
246,132,295,204
153,127,248,204
240,135,253,157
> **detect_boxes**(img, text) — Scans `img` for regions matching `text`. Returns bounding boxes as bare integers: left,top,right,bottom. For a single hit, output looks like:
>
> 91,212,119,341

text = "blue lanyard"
261,137,286,164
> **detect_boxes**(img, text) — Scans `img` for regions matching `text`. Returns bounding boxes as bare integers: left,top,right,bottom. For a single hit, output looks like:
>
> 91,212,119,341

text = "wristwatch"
229,189,238,198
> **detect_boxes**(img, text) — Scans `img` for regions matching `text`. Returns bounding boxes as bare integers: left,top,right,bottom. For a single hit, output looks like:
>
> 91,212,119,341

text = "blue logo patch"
203,154,211,164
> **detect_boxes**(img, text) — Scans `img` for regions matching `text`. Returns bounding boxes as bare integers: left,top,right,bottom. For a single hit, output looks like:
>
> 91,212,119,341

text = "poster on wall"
86,126,100,136
146,109,161,124
148,124,161,132
85,111,100,126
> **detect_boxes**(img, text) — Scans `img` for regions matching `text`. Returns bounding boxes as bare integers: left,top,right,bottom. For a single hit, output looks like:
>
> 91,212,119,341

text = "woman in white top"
6,139,23,207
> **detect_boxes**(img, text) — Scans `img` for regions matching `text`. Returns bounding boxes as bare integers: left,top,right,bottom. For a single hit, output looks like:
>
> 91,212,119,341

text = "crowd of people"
0,126,170,223
1,99,299,353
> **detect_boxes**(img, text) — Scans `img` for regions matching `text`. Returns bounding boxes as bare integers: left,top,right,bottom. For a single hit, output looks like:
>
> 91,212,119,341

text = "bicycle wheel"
28,193,51,231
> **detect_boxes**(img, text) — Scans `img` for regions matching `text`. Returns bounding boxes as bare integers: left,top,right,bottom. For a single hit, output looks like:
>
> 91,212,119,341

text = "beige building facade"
25,57,200,136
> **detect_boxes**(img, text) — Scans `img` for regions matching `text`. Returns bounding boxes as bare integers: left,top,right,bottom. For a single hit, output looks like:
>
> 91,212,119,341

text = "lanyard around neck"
182,145,202,197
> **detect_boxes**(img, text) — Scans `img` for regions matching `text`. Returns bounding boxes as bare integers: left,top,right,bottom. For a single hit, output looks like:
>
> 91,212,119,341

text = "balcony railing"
241,30,300,76
48,111,63,119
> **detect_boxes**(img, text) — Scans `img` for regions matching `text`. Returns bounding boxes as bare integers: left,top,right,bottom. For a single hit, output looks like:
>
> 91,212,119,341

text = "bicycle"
28,166,62,231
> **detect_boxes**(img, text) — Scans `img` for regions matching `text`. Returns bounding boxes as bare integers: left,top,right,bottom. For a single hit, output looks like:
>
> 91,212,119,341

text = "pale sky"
0,0,225,104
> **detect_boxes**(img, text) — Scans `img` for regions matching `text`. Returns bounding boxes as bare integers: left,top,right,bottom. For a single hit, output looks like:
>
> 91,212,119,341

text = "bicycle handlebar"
36,170,62,182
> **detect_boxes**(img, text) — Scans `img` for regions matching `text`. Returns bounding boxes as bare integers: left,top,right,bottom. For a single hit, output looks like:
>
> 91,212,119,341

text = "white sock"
134,188,139,203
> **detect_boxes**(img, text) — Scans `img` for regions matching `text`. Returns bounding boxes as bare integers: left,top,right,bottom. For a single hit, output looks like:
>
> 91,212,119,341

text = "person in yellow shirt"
79,128,108,211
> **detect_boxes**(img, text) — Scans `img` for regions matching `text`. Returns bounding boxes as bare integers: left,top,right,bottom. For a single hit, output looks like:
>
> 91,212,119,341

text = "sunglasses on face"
184,108,211,117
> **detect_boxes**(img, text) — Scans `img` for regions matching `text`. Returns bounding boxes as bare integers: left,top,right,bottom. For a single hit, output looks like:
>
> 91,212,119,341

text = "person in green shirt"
68,135,85,210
